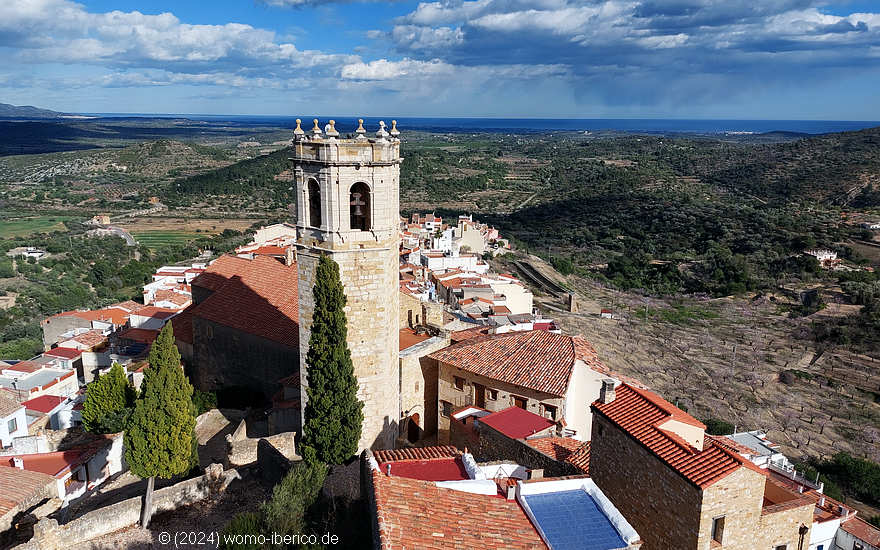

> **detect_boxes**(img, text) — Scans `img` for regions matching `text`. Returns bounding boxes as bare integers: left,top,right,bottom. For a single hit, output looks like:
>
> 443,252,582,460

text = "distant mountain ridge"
0,102,67,118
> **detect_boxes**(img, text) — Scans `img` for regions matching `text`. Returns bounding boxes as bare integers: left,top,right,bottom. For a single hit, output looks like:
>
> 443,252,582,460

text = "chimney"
506,485,516,500
818,496,825,507
599,379,616,404
528,469,544,480
12,457,24,470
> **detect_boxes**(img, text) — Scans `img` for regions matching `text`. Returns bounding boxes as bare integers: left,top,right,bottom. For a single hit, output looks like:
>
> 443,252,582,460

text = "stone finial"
325,119,339,137
355,118,367,139
376,120,389,141
390,119,400,139
293,118,304,140
311,118,322,138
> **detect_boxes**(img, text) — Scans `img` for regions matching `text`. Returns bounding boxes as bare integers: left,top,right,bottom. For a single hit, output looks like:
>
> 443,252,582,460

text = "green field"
0,216,75,238
132,230,201,248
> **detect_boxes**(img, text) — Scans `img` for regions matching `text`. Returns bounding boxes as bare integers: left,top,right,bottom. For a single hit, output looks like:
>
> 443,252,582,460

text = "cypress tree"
81,362,130,433
301,254,364,465
124,322,197,528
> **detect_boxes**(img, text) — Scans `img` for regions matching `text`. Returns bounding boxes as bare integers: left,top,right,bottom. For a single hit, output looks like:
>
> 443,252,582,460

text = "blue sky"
1,0,879,118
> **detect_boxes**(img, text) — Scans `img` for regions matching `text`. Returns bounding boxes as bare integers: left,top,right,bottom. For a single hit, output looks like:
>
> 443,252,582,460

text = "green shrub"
261,460,328,538
220,512,264,550
703,418,734,435
193,390,218,415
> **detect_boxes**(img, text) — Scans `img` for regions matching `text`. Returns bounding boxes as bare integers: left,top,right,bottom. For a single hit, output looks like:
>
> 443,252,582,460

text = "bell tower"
294,118,401,451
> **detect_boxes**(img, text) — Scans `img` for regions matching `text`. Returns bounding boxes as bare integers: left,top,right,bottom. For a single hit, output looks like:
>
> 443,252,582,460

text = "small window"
414,381,419,392
440,400,453,418
542,404,558,420
774,546,787,550
853,543,864,550
453,376,466,391
711,516,725,544
513,396,527,409
487,389,498,400
7,417,17,433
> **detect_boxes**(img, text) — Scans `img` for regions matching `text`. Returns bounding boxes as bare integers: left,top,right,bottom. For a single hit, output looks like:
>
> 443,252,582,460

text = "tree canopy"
81,362,133,433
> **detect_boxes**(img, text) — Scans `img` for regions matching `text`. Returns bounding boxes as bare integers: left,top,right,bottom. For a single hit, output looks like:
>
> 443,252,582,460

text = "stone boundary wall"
459,420,577,478
225,420,297,468
360,451,383,550
13,465,240,550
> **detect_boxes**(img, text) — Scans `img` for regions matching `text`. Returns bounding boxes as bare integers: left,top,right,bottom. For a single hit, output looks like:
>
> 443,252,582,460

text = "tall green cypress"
301,254,364,465
124,322,197,528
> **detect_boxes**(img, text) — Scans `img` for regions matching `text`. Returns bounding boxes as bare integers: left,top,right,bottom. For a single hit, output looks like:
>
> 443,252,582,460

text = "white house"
0,392,28,448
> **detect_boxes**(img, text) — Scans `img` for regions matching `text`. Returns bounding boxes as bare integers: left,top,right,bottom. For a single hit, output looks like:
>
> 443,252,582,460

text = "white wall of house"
809,518,840,550
0,407,28,447
563,360,609,441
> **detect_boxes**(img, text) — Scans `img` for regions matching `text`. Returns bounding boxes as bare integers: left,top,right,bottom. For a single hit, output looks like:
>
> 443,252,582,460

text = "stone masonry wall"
590,414,703,550
399,291,445,329
399,336,448,441
460,420,577,478
298,239,400,452
14,466,240,550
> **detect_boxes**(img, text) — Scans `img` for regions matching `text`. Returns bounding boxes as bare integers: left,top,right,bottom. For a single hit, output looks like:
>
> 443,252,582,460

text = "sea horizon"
76,113,880,135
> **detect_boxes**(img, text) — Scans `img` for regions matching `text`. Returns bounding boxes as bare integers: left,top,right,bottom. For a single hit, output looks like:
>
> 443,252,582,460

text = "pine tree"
124,322,197,528
81,362,130,433
301,254,364,465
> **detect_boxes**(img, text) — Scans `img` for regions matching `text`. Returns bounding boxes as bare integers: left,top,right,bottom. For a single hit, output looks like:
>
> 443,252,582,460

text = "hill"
0,102,67,118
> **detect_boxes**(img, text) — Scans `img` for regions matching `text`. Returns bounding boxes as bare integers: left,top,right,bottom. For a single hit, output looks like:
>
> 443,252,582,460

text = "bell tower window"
349,182,371,231
308,179,321,228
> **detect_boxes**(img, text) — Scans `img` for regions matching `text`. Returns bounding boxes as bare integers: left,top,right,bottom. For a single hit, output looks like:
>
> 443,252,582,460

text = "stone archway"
407,413,421,443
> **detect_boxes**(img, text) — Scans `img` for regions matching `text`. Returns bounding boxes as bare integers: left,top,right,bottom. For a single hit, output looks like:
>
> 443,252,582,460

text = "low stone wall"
13,465,240,550
464,421,577,478
225,420,297,468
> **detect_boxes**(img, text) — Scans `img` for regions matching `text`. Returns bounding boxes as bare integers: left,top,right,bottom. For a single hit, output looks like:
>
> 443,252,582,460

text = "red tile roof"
44,347,82,360
380,457,470,482
525,437,590,474
4,449,89,478
67,330,108,349
429,330,603,396
153,289,191,307
479,406,555,439
133,306,178,319
373,446,461,463
370,468,547,549
190,255,299,348
592,384,743,488
0,466,55,519
841,517,880,546
21,395,66,414
449,325,491,342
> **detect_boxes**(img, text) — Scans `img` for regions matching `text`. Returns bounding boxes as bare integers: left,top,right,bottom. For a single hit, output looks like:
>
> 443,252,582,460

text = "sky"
1,0,879,118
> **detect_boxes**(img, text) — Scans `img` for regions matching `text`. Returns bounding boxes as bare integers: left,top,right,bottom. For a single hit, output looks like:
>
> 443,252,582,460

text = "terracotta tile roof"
429,330,603,397
190,255,299,348
153,289,191,307
43,347,82,360
170,305,194,345
370,468,547,549
133,306,178,319
592,384,743,488
112,300,149,313
0,466,55,519
21,395,66,414
525,436,575,460
68,330,108,349
0,391,23,417
479,406,555,439
399,328,431,351
841,517,880,546
4,361,41,374
116,328,159,345
48,307,132,326
373,446,461,463
449,325,491,343
566,441,591,474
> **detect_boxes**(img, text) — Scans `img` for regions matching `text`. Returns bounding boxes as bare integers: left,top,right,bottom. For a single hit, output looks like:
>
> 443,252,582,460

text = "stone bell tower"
294,118,401,451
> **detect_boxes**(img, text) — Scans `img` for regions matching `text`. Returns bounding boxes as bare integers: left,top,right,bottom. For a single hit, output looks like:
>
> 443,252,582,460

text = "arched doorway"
407,413,420,443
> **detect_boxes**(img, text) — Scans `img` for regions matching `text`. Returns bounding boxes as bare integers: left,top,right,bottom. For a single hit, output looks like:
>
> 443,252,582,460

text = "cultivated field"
0,215,76,238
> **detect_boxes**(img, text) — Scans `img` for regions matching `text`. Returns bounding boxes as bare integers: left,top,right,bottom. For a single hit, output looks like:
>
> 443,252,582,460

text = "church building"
293,118,403,451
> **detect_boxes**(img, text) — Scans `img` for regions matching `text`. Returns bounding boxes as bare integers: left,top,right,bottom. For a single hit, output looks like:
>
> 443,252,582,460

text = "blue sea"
86,114,879,136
